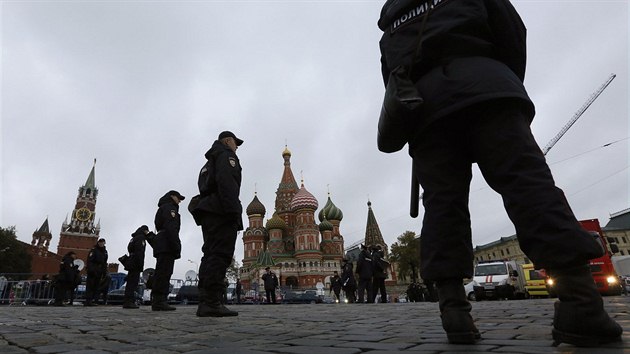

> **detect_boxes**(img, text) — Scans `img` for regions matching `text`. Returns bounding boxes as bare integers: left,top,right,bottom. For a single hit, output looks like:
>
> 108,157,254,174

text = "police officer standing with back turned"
123,225,152,309
151,190,185,311
356,244,373,303
377,0,621,346
190,131,243,317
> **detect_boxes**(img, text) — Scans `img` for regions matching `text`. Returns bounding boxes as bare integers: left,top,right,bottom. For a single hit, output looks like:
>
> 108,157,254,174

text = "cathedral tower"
242,193,268,267
364,200,388,256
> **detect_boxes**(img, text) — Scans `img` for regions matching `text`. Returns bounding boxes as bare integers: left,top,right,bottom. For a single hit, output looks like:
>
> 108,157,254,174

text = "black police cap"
218,131,244,146
168,190,186,201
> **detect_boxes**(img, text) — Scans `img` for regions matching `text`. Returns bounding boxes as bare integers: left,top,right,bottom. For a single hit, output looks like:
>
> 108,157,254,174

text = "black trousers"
357,278,373,303
198,214,238,290
411,99,602,281
124,271,140,301
265,288,276,303
85,272,103,303
372,277,387,303
153,255,175,299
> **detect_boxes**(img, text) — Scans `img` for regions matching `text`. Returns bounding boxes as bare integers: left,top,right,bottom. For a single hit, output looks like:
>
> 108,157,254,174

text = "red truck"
548,219,621,296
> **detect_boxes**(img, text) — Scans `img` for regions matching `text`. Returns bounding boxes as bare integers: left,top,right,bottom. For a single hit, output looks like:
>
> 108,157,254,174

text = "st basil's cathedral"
239,146,345,290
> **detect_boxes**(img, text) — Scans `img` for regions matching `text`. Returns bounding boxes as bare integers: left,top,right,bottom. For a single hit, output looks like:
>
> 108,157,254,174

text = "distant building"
344,200,397,285
57,160,102,266
239,147,345,290
22,160,118,278
472,208,630,266
473,235,528,265
602,208,630,256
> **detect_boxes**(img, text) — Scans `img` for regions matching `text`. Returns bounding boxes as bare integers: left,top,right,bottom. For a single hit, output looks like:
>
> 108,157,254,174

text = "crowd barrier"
0,279,56,306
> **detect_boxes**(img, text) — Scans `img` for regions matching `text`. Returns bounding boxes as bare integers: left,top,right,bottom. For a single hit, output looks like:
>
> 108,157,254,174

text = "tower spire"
84,158,96,189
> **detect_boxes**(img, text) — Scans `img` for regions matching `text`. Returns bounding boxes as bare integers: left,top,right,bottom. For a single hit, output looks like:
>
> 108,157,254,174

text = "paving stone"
0,297,627,353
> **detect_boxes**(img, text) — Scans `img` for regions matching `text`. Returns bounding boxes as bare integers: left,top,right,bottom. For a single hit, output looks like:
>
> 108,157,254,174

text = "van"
472,260,526,300
521,263,549,298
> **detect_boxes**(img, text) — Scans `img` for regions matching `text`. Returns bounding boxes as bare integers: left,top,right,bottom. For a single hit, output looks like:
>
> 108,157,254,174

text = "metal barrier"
0,279,56,306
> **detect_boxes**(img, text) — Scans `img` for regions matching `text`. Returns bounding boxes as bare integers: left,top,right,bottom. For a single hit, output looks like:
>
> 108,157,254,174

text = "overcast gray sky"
1,0,628,280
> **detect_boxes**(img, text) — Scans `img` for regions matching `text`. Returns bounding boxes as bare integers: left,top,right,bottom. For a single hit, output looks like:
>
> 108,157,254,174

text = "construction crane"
542,73,616,155
411,73,617,217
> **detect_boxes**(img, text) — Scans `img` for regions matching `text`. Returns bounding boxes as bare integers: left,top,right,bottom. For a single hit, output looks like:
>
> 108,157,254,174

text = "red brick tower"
57,159,101,266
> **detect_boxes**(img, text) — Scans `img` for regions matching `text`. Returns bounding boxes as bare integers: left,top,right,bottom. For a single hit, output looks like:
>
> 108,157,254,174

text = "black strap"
408,3,433,77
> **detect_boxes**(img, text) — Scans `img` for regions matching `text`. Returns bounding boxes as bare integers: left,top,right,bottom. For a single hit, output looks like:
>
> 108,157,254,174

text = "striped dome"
318,196,343,222
246,194,266,216
290,184,318,212
266,212,286,230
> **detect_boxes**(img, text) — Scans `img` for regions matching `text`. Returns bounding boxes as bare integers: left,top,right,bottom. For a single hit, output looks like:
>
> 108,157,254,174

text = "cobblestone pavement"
0,297,629,353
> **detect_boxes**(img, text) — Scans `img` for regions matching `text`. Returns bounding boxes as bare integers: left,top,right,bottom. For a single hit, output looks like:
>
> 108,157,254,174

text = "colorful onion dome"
319,218,333,232
318,195,344,222
266,212,286,230
290,183,318,212
282,145,291,157
246,194,266,216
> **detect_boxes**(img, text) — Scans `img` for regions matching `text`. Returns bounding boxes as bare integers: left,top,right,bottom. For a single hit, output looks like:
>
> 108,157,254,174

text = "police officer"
377,0,621,346
191,131,243,317
330,271,343,303
123,225,152,309
262,267,279,304
85,238,108,306
355,244,373,303
53,251,79,306
340,258,356,303
371,245,388,303
152,190,184,311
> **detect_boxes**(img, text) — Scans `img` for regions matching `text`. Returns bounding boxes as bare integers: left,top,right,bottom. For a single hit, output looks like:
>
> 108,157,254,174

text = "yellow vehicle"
521,263,549,298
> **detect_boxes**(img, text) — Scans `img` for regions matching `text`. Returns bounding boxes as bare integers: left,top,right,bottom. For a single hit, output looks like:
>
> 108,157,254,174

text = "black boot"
436,279,481,344
152,294,176,311
122,298,139,309
196,287,238,317
550,265,622,347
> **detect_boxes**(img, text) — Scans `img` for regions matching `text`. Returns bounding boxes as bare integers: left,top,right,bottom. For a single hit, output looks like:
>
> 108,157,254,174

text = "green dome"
266,212,286,230
246,194,266,216
318,196,343,222
319,218,333,232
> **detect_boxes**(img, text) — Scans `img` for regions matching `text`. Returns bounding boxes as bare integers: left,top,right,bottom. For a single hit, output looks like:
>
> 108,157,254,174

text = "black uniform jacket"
58,253,80,284
153,192,182,259
87,245,108,276
195,140,243,230
262,272,279,291
372,250,388,279
330,275,343,292
341,263,357,289
356,250,374,279
378,0,535,137
127,226,148,272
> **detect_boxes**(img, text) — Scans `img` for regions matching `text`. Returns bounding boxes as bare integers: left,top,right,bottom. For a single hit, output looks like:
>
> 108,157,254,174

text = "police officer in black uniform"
355,244,373,303
152,190,184,311
85,238,108,306
191,131,243,317
123,225,152,309
340,258,356,303
262,267,279,304
53,251,79,306
330,271,343,303
377,0,621,346
371,245,388,303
